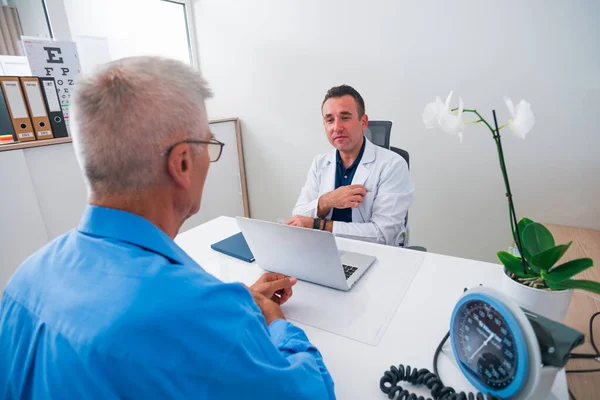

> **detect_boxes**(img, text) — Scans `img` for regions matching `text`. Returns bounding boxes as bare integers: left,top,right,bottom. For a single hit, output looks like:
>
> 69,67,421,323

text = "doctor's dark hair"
322,85,366,118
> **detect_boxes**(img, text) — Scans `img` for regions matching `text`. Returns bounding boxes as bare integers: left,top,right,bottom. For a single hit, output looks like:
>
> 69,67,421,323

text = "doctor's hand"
251,272,298,305
320,184,367,210
285,215,314,229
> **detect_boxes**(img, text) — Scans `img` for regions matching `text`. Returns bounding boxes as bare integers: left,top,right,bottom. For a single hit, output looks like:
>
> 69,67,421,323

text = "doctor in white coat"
287,85,414,246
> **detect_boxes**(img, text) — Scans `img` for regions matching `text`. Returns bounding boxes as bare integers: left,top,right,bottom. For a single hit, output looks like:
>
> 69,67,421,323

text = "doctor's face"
322,95,368,154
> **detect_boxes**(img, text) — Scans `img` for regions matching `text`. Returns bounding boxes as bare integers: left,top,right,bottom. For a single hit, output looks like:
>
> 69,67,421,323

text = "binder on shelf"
0,87,18,144
19,77,54,140
38,77,68,138
0,76,35,142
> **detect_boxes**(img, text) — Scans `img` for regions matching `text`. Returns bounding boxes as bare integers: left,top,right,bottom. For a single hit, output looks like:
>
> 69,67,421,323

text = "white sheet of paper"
175,217,426,346
281,249,426,346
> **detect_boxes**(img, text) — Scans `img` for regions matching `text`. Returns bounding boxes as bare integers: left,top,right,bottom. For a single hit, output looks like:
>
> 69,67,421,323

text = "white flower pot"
500,268,573,322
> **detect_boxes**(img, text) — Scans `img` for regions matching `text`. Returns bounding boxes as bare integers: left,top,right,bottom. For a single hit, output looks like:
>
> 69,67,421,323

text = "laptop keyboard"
342,264,358,280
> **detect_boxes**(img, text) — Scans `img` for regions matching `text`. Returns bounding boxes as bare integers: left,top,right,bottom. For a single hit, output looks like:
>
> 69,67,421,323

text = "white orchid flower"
423,91,465,141
504,97,535,139
439,91,465,141
422,96,445,129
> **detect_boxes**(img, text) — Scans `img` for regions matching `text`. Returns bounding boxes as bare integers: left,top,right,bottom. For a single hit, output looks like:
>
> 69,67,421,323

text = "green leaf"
544,258,594,283
552,279,600,295
522,223,555,257
517,218,535,262
517,217,534,240
531,242,572,272
528,260,541,274
497,251,536,278
545,280,563,291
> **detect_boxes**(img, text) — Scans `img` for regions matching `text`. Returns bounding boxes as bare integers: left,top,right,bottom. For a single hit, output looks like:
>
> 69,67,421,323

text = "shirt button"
344,175,347,179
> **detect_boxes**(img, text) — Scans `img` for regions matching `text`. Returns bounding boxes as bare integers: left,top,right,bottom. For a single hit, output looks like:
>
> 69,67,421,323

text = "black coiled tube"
380,364,502,400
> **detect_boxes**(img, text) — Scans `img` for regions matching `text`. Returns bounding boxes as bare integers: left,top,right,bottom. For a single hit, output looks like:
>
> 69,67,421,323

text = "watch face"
452,299,518,390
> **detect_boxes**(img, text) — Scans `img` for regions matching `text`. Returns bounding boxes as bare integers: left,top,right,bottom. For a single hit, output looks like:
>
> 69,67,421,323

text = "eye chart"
22,39,81,135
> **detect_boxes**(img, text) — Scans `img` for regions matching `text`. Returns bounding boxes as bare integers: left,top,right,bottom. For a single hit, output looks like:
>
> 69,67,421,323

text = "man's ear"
166,143,193,189
361,113,369,130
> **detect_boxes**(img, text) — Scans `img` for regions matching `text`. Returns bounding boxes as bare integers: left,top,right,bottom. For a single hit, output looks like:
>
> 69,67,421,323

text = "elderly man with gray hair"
0,57,335,399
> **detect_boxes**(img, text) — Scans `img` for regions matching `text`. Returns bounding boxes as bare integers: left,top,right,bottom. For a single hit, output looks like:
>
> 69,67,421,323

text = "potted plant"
422,91,599,321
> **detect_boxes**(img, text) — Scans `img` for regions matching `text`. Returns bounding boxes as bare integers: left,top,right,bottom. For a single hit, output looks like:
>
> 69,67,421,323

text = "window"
1,0,53,56
63,0,199,68
157,0,194,66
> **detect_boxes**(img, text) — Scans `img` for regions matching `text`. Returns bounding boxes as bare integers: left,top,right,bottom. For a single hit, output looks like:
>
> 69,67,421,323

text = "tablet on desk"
210,232,255,263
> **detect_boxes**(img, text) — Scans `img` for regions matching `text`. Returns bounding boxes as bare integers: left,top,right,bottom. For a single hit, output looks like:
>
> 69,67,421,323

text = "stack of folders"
0,76,68,145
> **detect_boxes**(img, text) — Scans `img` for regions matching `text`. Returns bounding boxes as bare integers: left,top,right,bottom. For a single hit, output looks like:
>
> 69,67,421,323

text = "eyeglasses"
161,137,225,162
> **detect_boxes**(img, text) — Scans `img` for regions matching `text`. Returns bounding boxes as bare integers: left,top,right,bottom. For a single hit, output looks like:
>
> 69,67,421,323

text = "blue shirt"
0,206,335,399
331,137,366,223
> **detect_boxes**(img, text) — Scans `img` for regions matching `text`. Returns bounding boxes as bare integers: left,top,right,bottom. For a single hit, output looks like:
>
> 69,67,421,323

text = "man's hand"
318,184,367,217
285,215,314,229
247,273,297,326
250,290,286,326
251,272,297,305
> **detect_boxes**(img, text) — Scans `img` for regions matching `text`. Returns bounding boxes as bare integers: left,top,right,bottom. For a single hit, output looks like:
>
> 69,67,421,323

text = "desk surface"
546,224,600,400
176,217,568,399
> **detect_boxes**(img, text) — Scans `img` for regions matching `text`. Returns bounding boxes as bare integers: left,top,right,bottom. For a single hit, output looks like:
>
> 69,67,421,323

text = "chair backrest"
390,146,410,169
390,146,410,237
364,120,392,149
365,120,412,244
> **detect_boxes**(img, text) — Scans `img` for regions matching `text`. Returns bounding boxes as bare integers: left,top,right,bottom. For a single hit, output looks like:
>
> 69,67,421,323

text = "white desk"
176,217,568,399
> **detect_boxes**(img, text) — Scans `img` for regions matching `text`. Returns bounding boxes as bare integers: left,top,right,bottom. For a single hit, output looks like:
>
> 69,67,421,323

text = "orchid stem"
491,109,527,275
450,108,507,134
448,106,523,272
470,110,495,134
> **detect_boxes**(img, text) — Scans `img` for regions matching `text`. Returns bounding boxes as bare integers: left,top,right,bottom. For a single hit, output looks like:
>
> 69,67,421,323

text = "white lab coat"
292,138,414,246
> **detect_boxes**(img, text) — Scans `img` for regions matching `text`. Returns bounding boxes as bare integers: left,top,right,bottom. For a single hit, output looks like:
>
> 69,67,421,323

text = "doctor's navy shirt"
0,206,335,399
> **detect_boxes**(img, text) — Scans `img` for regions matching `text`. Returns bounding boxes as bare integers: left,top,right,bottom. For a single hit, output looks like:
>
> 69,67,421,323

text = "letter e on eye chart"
23,39,82,134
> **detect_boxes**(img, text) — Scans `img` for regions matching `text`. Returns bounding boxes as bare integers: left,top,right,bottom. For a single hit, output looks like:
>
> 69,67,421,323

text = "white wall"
193,0,600,262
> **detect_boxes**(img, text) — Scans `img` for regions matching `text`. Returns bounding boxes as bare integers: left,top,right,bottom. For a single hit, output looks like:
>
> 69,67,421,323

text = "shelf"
0,137,73,152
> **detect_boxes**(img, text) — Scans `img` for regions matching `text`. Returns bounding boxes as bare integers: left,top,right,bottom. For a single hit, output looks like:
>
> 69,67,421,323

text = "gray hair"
71,56,213,196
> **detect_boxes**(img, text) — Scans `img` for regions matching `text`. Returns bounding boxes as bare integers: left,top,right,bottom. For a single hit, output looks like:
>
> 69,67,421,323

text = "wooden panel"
235,118,250,217
545,223,600,400
180,118,249,232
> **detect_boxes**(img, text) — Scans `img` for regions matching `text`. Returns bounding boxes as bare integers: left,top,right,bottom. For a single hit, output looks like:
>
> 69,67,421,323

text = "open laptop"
236,217,376,291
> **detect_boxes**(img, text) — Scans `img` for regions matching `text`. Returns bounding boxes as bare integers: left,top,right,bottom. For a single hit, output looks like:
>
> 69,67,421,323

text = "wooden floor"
545,224,600,400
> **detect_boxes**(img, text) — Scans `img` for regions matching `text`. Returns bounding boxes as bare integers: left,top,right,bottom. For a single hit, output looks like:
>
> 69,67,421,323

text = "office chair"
389,146,426,251
390,146,409,168
364,121,392,149
366,122,427,251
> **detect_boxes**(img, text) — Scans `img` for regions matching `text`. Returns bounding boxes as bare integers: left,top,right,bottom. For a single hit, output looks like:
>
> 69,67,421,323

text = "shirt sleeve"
204,288,335,399
332,156,414,245
292,157,322,218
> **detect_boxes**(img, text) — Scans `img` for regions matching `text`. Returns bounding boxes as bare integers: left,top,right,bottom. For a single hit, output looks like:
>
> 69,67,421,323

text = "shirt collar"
335,135,367,170
77,206,186,264
327,135,375,165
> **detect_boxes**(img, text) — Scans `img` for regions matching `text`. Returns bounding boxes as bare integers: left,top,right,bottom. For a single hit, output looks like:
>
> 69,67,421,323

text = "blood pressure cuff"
524,309,585,368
